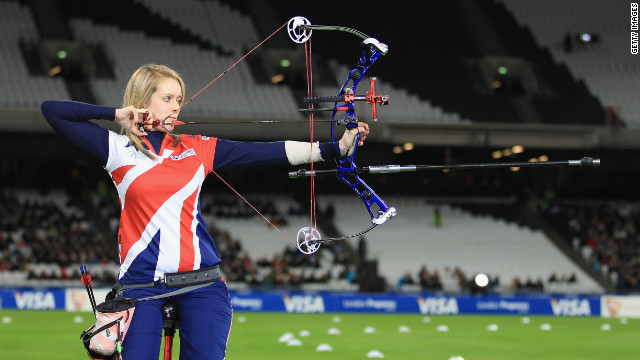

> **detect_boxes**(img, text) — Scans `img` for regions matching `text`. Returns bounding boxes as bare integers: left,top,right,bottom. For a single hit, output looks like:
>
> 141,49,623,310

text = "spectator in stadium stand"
541,201,640,291
41,63,371,360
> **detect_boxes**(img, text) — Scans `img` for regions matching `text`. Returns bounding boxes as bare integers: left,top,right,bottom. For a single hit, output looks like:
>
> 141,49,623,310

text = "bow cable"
153,19,300,250
304,34,319,248
178,20,289,113
151,16,387,254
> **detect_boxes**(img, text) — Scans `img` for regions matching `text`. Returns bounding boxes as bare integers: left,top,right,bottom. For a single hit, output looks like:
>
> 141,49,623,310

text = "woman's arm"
211,140,333,171
41,100,116,166
211,122,370,171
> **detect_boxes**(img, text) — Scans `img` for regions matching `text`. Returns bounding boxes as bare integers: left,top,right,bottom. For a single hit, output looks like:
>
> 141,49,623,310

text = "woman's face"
145,76,182,133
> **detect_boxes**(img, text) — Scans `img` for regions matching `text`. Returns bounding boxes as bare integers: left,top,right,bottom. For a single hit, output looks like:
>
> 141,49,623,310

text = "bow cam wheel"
288,16,312,43
296,226,321,254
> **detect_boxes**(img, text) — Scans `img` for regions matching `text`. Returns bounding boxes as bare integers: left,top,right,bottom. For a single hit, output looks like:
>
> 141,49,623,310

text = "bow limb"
328,30,396,226
288,16,395,252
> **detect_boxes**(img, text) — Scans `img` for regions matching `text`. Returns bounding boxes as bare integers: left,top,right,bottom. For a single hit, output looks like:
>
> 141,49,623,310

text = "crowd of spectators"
400,265,582,294
4,185,639,293
400,266,444,290
0,190,118,282
202,197,281,220
542,201,640,291
0,188,361,288
209,224,353,288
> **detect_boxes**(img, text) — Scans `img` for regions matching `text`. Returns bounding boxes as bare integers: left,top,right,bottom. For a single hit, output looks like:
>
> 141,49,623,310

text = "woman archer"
41,63,369,359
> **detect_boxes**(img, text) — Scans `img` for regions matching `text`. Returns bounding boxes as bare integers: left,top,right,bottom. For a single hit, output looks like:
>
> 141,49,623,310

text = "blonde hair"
122,64,186,159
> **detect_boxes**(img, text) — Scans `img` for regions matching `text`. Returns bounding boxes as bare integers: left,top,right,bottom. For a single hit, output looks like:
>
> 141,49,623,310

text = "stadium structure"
1,0,639,319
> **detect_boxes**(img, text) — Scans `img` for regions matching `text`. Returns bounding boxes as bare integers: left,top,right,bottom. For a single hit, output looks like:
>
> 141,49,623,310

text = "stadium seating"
317,195,604,293
0,0,469,125
1,0,636,296
133,0,260,53
499,0,640,127
318,61,471,124
0,183,618,294
0,1,70,108
2,0,634,127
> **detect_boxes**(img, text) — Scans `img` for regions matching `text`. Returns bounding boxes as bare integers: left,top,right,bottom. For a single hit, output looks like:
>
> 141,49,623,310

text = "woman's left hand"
338,122,370,157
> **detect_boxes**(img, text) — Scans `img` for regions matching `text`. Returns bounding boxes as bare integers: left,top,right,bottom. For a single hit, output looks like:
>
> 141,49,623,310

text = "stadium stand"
69,17,301,120
0,1,70,108
0,0,471,125
7,180,635,294
499,0,640,127
133,0,261,53
317,61,472,125
317,195,604,293
540,200,640,292
1,0,638,297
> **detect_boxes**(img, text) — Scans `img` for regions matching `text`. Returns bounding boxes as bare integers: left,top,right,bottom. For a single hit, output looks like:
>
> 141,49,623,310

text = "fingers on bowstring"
138,109,152,134
136,108,150,123
131,109,148,136
138,109,153,130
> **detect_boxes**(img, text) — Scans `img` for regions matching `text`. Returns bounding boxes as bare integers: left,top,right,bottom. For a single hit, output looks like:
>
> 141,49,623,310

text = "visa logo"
283,295,324,313
13,291,56,310
551,299,591,316
417,297,459,315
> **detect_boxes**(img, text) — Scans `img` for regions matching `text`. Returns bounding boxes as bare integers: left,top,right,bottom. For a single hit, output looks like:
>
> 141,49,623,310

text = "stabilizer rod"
289,157,600,178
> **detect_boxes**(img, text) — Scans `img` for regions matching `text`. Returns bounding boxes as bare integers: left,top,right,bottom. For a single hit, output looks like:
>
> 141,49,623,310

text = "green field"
0,311,636,359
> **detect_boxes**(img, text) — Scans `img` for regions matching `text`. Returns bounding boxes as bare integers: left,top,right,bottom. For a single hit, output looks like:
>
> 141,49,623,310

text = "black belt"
114,265,222,294
164,265,222,288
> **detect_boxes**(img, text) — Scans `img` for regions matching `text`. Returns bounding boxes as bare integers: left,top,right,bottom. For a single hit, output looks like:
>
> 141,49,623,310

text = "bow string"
156,16,600,256
286,16,396,254
155,16,394,255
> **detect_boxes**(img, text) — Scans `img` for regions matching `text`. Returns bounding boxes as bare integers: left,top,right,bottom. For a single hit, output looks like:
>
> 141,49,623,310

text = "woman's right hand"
115,106,149,136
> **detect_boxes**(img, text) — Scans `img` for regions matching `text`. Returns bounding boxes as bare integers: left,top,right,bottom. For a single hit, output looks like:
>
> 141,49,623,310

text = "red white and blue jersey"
106,132,220,283
41,100,331,285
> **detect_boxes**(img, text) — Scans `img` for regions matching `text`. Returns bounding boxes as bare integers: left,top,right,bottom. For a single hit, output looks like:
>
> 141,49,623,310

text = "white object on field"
366,350,385,358
287,338,302,346
278,332,294,343
316,344,333,351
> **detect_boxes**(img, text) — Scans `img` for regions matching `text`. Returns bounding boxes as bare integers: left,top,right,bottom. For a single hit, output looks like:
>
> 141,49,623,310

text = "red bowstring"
304,37,317,238
207,167,298,248
157,130,298,249
155,19,301,249
177,20,290,113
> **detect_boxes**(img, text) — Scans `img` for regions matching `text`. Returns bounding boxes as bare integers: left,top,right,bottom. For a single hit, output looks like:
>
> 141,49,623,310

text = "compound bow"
286,16,396,254
150,16,397,255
